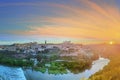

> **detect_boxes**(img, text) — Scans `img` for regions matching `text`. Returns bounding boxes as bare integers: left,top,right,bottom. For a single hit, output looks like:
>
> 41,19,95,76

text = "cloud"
8,0,120,42
0,2,45,7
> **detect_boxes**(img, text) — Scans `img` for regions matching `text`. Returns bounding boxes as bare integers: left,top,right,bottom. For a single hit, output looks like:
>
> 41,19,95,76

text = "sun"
109,41,114,45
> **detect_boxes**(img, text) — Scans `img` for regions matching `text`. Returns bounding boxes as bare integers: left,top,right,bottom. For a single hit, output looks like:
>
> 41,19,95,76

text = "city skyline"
0,0,120,44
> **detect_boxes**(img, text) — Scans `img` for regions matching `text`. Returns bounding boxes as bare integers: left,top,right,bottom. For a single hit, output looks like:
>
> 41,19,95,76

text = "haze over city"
0,0,120,44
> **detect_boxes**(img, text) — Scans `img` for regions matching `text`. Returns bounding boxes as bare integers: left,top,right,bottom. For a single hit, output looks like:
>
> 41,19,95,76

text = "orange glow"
109,41,114,45
13,0,120,44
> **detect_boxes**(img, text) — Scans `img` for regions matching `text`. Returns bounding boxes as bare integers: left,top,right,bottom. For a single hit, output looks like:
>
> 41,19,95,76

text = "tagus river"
0,58,110,80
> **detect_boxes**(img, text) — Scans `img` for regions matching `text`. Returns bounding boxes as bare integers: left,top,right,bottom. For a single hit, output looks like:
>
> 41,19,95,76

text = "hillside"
89,44,120,80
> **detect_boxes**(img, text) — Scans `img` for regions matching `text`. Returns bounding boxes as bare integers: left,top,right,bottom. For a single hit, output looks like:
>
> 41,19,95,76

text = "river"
0,58,110,80
24,57,110,80
0,65,26,80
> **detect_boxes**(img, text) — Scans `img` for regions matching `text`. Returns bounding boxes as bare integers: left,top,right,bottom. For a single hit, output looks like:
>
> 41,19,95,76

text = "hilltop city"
0,41,94,58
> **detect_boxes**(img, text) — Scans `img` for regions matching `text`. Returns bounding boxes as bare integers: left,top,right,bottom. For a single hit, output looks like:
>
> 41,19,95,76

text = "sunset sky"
0,0,120,44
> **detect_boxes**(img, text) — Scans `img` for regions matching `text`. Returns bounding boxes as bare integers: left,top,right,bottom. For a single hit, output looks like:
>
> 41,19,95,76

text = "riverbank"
0,57,110,80
0,53,34,67
89,56,120,80
0,58,110,80
88,44,120,80
24,57,110,80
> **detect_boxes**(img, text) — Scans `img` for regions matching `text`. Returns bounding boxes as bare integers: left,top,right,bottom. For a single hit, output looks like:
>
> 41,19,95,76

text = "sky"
0,0,120,45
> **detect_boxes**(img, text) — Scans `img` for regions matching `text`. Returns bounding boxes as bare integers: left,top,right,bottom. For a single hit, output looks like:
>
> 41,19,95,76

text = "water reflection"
24,58,110,80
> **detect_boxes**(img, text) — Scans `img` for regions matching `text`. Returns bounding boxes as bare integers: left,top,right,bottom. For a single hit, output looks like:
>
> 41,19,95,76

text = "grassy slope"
90,56,120,80
89,44,120,80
